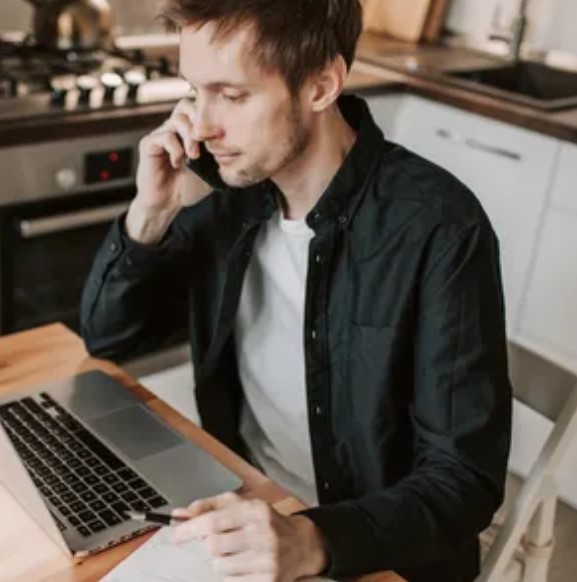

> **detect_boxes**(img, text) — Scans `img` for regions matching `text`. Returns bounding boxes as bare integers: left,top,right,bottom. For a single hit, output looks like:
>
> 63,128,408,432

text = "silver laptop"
0,370,242,559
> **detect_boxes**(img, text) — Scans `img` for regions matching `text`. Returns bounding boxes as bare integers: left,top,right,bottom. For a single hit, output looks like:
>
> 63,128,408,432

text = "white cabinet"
367,94,561,336
518,142,577,374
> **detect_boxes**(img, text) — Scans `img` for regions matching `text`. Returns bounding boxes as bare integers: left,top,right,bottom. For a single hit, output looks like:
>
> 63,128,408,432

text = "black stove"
0,38,189,121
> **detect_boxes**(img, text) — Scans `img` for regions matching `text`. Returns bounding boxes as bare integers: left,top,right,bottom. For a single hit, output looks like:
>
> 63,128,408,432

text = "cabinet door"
365,94,405,141
388,95,560,334
550,142,577,212
519,209,577,374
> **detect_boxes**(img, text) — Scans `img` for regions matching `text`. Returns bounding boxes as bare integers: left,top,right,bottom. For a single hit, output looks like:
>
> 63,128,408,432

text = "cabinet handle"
436,129,522,161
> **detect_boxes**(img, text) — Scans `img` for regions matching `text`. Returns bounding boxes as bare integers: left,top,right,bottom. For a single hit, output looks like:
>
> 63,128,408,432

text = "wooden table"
0,324,404,582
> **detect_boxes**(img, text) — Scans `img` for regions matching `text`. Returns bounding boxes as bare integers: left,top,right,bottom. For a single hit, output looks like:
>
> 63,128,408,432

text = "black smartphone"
185,142,228,190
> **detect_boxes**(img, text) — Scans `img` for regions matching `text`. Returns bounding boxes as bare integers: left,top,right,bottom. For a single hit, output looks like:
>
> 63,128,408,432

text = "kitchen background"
0,0,576,55
1,1,577,580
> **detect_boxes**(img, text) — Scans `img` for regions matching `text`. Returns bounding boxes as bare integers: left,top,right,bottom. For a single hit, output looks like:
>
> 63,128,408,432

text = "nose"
191,99,224,142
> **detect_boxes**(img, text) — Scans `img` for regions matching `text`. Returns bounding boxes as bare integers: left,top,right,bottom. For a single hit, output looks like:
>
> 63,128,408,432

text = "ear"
308,55,348,113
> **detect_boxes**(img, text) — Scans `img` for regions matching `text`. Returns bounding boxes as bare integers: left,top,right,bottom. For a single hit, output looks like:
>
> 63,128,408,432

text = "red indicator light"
100,170,110,181
109,152,119,162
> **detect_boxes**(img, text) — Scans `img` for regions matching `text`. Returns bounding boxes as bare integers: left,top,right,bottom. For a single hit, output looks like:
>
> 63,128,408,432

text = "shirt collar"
251,93,388,227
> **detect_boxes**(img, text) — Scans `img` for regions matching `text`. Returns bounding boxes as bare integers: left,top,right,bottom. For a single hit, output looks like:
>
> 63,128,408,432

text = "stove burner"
0,38,184,118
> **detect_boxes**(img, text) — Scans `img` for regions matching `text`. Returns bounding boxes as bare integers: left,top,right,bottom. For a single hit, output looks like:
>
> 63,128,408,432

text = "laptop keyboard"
0,393,168,538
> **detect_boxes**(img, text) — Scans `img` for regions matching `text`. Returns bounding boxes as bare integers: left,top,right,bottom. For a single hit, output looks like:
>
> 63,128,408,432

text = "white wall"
446,0,577,56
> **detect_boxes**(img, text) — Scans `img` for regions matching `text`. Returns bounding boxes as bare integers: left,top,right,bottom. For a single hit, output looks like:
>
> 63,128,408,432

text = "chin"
221,167,267,188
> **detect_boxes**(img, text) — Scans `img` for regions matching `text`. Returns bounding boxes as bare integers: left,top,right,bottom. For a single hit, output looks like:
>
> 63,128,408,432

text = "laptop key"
70,482,89,494
117,468,138,481
148,496,168,509
70,501,86,513
130,500,150,512
89,500,106,512
137,487,160,500
121,491,138,503
84,457,100,468
77,526,91,537
68,516,80,527
111,501,130,517
76,466,91,478
101,510,122,527
85,474,99,486
112,482,129,494
102,473,119,485
93,483,109,495
127,478,147,490
88,519,107,534
61,492,77,504
80,491,97,503
103,492,119,504
79,510,97,523
59,506,72,517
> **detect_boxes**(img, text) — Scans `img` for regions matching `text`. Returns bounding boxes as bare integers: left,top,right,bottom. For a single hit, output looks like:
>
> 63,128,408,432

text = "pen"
126,510,188,527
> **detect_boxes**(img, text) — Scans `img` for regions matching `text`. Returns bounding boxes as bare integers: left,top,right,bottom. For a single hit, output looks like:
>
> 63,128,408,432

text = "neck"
273,104,357,221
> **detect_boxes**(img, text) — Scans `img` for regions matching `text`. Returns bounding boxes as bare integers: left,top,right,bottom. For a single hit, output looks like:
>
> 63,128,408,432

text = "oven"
0,129,150,335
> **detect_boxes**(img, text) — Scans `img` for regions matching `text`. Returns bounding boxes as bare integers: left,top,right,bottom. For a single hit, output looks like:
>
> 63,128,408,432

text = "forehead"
179,21,274,87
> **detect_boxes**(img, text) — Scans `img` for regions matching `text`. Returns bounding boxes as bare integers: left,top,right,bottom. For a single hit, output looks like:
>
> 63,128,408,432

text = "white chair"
478,342,577,582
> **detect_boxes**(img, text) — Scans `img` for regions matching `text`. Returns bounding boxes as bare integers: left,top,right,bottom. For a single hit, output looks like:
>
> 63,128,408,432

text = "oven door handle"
19,202,131,238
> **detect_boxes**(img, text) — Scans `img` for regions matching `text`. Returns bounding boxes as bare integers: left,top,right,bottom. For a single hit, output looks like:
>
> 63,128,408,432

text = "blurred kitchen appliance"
23,0,114,51
0,40,191,337
0,39,189,120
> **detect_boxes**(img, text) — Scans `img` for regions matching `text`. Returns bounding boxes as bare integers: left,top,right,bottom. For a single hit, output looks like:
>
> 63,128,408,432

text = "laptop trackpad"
90,406,184,461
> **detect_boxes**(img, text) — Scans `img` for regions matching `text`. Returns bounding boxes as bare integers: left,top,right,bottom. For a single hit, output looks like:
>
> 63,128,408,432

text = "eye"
222,93,246,103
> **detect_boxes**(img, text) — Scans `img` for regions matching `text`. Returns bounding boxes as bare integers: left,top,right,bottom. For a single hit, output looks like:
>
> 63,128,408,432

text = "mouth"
212,152,240,164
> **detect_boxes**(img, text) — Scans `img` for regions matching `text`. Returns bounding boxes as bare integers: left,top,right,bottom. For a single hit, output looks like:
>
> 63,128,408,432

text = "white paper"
101,527,334,582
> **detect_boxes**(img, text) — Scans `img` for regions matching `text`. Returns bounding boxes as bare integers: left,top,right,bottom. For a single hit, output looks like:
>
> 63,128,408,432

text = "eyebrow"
178,71,249,90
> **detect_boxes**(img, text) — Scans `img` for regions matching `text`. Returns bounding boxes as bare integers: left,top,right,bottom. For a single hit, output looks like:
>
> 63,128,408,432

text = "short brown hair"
159,0,363,94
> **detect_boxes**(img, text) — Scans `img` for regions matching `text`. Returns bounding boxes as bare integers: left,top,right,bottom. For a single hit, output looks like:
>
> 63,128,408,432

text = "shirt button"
312,211,321,222
314,405,323,416
338,215,348,226
311,329,317,340
315,254,321,264
110,242,118,252
125,256,134,266
323,481,330,491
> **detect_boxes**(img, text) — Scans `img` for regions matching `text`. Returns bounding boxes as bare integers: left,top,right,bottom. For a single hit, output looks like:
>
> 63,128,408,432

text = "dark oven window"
1,186,135,334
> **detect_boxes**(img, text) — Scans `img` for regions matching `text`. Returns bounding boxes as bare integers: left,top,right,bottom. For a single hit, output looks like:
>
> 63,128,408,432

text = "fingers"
172,495,270,544
141,98,200,170
140,129,186,169
204,529,252,557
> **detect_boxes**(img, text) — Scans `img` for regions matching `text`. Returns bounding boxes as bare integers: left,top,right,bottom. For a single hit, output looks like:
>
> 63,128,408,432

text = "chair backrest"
477,342,577,582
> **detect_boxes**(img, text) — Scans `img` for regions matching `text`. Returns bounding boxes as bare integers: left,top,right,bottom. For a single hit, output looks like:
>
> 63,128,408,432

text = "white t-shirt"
234,210,319,506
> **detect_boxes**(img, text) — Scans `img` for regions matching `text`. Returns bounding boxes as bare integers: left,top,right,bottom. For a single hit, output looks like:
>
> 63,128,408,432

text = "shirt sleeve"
299,221,512,579
80,210,195,362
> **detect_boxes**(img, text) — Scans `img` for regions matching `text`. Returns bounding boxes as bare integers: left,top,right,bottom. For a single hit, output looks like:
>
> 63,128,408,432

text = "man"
81,1,512,581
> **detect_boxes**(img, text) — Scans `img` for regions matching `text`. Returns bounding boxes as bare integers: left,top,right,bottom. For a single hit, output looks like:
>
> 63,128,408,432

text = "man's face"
179,22,312,188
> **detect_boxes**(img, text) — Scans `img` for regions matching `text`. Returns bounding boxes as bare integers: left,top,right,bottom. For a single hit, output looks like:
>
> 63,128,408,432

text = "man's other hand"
171,492,328,582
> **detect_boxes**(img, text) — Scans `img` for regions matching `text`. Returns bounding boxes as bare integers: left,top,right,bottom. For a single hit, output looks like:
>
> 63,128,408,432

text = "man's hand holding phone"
126,99,215,245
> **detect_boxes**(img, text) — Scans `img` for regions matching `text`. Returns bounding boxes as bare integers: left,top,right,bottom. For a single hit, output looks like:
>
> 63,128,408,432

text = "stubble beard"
219,100,311,188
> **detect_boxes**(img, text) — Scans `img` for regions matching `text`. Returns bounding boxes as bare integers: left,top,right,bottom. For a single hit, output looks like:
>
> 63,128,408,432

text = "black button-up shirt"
81,94,512,582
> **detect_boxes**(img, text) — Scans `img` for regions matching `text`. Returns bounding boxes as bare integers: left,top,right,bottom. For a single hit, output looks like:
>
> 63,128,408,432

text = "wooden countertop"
0,323,404,582
356,32,577,144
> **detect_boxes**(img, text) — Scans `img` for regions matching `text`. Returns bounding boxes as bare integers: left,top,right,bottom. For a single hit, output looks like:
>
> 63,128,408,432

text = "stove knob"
125,70,146,101
159,56,172,76
100,72,124,103
76,75,98,106
50,87,68,108
55,168,78,191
